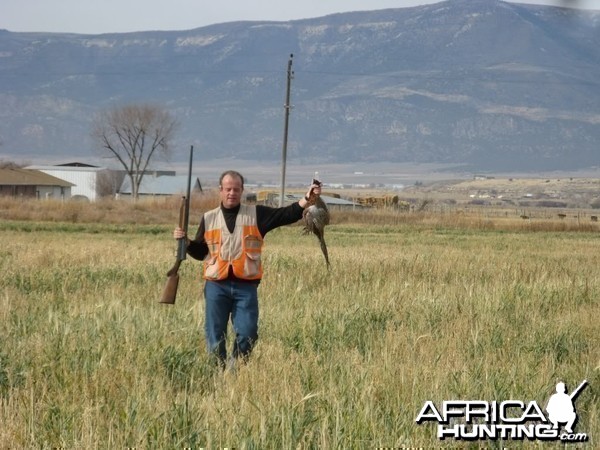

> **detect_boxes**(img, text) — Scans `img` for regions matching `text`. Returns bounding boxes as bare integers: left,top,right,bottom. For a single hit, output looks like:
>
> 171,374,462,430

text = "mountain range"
1,0,599,172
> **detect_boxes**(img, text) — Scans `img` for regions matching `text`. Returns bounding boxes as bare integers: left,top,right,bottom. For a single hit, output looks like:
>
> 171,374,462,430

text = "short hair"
219,170,244,189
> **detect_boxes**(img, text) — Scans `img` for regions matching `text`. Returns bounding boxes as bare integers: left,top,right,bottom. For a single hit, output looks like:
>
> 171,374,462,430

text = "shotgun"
160,145,194,304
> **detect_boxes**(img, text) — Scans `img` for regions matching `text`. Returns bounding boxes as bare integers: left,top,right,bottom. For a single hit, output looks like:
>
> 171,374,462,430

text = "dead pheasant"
302,180,331,268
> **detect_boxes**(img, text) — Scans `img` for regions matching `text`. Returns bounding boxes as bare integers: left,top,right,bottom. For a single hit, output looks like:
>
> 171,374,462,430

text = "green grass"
0,222,598,448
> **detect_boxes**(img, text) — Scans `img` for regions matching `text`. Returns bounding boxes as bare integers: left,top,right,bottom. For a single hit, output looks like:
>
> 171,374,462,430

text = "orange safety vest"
202,204,263,280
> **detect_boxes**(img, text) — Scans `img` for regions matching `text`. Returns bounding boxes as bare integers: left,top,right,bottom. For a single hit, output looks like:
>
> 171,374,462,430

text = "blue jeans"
204,279,259,365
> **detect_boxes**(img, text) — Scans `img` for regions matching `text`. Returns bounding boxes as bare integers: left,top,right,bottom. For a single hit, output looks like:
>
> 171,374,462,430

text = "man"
173,170,321,368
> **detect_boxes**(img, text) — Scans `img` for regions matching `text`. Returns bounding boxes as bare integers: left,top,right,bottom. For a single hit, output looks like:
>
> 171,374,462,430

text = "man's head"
556,382,566,394
219,170,244,208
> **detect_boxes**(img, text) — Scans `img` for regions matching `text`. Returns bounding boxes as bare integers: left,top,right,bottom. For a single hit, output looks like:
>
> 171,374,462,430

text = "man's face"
220,174,243,208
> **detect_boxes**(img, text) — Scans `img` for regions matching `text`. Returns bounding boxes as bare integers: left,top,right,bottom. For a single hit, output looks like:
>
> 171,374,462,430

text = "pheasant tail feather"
319,235,331,268
313,227,331,269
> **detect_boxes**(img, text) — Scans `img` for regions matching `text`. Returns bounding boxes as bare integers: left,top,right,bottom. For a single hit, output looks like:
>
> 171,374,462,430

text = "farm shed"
118,174,203,197
0,168,74,199
26,162,123,201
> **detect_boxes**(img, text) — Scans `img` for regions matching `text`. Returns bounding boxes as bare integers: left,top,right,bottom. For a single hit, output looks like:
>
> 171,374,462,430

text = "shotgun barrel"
569,379,588,400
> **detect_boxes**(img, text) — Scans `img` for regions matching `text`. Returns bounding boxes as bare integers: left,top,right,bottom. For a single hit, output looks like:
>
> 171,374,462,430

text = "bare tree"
91,104,177,199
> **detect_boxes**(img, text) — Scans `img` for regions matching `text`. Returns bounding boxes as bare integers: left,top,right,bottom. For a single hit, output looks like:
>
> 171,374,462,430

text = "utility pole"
279,53,293,207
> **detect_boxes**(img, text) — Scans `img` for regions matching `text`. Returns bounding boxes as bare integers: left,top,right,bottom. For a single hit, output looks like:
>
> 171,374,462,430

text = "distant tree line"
0,160,25,169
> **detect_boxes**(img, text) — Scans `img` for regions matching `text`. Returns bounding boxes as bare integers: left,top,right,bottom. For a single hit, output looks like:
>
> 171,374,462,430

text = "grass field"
0,200,599,448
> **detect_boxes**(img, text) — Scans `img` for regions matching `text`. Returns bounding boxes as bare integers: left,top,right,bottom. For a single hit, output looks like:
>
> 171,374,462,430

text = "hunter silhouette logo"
546,380,588,434
416,379,589,442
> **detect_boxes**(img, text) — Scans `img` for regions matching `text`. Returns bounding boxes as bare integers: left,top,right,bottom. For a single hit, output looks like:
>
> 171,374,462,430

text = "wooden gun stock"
160,261,181,304
160,198,186,304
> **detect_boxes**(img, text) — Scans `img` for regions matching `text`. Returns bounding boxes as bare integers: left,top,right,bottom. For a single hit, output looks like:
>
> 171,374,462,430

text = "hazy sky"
1,0,599,34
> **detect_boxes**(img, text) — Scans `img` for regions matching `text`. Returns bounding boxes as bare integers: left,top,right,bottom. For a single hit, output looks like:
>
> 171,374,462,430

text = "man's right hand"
173,227,186,240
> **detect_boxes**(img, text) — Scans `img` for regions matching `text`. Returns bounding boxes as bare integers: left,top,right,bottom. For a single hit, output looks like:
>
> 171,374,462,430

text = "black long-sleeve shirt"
186,202,304,262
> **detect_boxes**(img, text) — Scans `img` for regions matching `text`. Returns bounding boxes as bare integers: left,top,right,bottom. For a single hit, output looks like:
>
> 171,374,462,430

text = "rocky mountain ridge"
0,0,599,171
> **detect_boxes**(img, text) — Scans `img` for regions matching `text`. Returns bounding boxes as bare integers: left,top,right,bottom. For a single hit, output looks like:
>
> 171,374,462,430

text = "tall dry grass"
1,195,599,234
0,194,220,225
0,216,598,448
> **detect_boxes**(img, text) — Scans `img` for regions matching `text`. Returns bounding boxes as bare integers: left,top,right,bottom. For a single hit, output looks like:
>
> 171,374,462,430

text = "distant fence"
410,203,600,222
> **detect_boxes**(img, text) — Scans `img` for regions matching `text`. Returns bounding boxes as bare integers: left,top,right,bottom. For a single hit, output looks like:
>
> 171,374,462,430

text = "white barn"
26,162,119,201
